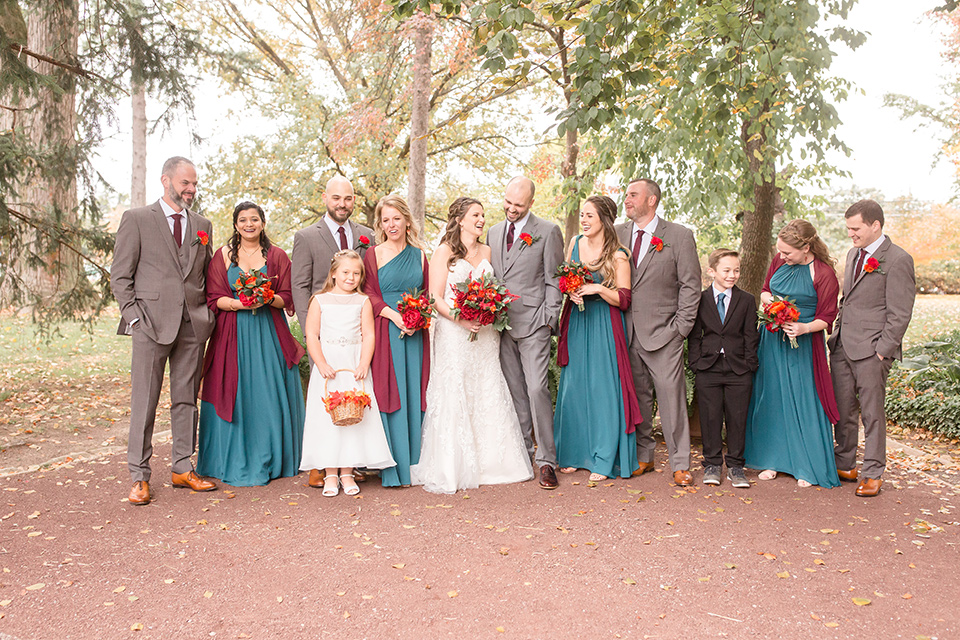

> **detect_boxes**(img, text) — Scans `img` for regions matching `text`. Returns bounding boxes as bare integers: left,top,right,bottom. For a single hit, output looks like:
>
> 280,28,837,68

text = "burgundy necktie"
338,226,348,250
172,213,183,248
632,229,644,267
855,248,866,278
506,222,516,251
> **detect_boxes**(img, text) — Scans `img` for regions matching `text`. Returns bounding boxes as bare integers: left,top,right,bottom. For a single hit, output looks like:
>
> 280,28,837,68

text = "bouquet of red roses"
396,287,435,339
555,261,594,312
757,295,801,348
233,269,275,315
450,272,518,342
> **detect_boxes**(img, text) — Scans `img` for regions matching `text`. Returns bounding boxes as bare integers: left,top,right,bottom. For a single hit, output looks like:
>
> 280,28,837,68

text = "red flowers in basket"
322,389,372,413
450,272,518,342
757,295,801,348
233,269,275,314
396,287,435,338
555,261,594,312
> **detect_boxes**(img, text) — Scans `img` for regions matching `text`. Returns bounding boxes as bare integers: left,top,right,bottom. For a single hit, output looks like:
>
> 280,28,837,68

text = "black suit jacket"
688,285,760,375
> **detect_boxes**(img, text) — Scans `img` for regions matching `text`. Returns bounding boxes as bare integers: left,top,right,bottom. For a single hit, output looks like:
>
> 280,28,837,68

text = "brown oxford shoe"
171,470,217,492
632,461,655,477
673,469,693,486
539,465,558,490
308,469,325,488
855,477,883,497
838,468,858,483
128,481,150,506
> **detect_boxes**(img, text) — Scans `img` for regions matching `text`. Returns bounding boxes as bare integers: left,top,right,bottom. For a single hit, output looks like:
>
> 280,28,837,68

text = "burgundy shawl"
762,255,840,423
201,245,305,422
363,246,430,414
557,288,643,434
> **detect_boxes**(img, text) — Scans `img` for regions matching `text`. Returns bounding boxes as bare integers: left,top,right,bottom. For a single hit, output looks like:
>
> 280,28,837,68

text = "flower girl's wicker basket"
324,369,367,426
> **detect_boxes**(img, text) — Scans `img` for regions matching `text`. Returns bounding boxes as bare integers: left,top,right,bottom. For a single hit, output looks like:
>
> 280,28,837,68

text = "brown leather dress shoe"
673,469,693,486
308,469,325,488
838,468,858,482
855,477,882,497
171,470,217,492
632,461,655,477
539,465,558,490
128,481,150,505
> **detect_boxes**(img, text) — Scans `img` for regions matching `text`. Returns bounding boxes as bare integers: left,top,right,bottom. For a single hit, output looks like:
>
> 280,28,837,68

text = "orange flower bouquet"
555,261,594,311
233,269,275,315
757,295,801,348
450,272,518,342
396,287,435,339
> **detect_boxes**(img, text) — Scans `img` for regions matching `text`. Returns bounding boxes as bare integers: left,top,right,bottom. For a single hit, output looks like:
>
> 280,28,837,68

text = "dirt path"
0,440,957,640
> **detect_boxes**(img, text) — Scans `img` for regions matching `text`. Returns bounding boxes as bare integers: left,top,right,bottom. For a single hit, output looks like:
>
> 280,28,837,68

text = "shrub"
885,330,960,438
288,318,311,396
915,259,960,294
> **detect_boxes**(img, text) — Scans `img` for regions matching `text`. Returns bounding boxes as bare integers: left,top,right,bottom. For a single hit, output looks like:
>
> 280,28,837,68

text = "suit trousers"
128,318,205,481
695,356,751,469
499,325,557,468
629,333,691,471
831,341,893,479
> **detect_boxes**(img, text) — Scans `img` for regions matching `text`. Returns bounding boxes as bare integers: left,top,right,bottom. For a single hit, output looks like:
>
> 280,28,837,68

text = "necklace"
240,245,260,257
465,243,479,259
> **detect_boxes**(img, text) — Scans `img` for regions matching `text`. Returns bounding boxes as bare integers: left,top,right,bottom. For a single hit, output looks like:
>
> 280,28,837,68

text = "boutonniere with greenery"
191,230,209,246
863,256,884,275
648,235,669,253
357,235,371,250
518,232,540,249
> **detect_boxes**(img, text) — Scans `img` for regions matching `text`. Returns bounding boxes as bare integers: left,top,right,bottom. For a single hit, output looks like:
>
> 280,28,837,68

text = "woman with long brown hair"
553,195,642,481
744,219,841,488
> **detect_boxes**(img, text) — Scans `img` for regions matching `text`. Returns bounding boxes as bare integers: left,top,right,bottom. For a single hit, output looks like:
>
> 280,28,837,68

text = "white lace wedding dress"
410,259,534,494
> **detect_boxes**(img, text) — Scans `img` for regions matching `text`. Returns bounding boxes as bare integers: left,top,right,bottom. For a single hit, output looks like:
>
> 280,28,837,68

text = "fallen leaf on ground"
902,593,913,599
25,583,44,591
776,571,790,579
448,591,458,598
852,597,871,606
724,563,736,570
203,591,213,598
622,578,637,585
113,586,126,593
392,563,406,569
277,596,283,603
814,559,826,565
131,623,144,631
824,622,839,628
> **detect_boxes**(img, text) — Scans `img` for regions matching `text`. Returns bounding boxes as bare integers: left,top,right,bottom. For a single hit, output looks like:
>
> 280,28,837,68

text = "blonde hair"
319,250,366,293
374,194,425,249
778,219,836,267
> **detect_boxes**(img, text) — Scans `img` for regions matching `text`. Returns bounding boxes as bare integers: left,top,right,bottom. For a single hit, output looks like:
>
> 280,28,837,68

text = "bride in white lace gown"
410,198,533,494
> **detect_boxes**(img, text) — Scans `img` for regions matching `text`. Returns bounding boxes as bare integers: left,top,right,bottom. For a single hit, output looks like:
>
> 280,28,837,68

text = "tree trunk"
738,116,777,303
131,83,147,208
560,122,579,245
406,13,432,231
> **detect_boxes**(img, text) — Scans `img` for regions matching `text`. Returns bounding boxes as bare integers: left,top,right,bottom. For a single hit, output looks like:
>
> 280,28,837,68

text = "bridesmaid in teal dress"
744,219,841,488
198,202,306,486
554,196,641,481
363,195,430,487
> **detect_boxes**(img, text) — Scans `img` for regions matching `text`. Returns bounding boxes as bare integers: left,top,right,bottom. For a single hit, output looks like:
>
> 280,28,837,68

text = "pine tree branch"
6,207,111,279
7,42,126,93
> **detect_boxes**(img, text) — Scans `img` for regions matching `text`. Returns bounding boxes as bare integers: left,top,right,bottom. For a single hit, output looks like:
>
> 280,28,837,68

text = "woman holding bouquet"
553,195,641,481
198,202,306,486
744,219,841,488
410,197,533,493
362,195,430,487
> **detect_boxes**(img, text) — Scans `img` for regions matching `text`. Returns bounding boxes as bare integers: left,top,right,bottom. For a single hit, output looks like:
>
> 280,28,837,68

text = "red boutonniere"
648,235,669,253
518,232,540,248
191,230,209,246
357,235,371,250
863,256,884,275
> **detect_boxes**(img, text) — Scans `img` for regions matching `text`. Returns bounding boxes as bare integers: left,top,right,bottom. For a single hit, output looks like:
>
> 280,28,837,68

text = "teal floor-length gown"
197,265,305,486
377,245,425,487
743,262,839,488
553,241,638,478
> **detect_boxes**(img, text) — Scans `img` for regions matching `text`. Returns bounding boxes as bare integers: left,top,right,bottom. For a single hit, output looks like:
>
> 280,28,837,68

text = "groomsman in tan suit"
830,199,915,497
111,157,218,505
615,179,701,485
291,175,374,487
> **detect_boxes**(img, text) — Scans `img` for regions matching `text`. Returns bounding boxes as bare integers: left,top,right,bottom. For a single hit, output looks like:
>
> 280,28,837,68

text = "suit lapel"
842,247,856,296
503,215,533,274
348,220,365,249
634,218,665,283
488,223,504,274
182,209,201,279
848,237,890,294
151,202,183,272
318,221,339,254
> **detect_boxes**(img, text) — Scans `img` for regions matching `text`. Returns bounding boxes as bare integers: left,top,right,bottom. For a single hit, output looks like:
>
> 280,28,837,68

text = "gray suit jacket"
615,217,701,350
291,218,374,330
828,237,915,361
489,214,564,339
110,201,215,345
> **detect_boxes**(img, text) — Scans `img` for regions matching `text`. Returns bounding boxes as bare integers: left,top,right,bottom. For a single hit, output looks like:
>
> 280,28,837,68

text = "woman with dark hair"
197,202,305,486
553,195,641,481
410,197,533,493
744,219,841,488
363,194,430,487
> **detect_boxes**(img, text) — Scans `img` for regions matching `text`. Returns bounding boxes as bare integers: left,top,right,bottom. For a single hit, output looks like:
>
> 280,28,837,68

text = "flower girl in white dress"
300,251,395,497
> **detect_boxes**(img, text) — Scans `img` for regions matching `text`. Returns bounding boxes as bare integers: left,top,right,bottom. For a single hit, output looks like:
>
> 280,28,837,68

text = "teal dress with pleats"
197,264,305,486
743,262,839,487
553,241,638,478
377,245,425,487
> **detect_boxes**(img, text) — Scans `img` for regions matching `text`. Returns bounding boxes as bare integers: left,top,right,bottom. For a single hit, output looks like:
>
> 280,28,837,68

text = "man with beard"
292,175,374,488
111,156,218,506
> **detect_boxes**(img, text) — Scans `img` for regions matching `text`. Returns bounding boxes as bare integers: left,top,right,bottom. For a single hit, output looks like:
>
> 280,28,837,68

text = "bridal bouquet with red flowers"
555,261,594,311
757,295,801,348
233,269,275,315
396,287,435,338
450,272,518,342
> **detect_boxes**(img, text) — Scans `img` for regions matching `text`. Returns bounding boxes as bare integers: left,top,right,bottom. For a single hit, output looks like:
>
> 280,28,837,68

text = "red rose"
402,308,421,328
864,257,882,274
359,235,370,245
192,230,209,246
479,310,495,325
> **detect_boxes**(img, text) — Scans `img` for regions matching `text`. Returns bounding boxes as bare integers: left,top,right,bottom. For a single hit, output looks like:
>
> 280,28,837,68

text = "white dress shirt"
507,212,530,240
631,215,660,265
323,214,353,250
159,198,187,246
862,234,886,261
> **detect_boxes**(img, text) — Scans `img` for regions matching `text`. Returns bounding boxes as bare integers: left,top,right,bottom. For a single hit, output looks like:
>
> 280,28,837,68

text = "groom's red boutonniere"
518,232,539,248
357,235,371,250
648,235,669,253
191,230,209,246
863,257,884,275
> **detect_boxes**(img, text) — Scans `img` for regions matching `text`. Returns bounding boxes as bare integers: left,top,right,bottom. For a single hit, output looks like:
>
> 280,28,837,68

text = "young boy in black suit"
688,249,760,488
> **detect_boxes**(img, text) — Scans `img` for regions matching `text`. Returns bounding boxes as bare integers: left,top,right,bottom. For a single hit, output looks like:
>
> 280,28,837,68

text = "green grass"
902,295,960,349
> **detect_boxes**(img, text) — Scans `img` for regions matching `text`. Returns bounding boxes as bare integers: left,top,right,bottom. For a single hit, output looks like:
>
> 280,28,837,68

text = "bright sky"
104,1,958,207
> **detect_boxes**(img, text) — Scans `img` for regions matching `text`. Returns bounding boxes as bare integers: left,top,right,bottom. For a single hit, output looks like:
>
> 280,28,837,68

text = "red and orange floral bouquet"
555,261,594,312
450,272,518,342
757,295,801,348
396,288,436,339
